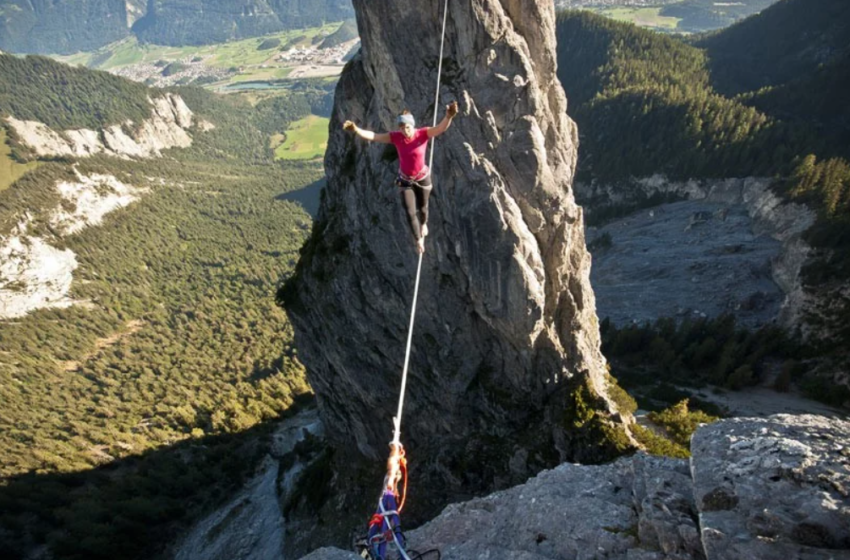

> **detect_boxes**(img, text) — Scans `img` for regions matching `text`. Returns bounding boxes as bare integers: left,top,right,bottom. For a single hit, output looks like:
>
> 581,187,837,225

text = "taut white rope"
392,0,450,447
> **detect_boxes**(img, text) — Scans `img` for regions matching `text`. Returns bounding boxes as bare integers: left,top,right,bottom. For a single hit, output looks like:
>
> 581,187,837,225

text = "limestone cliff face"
0,171,146,319
281,0,629,504
5,94,201,160
0,93,205,320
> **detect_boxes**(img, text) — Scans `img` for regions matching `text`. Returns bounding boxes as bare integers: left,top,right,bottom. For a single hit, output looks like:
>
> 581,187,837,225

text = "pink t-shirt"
390,128,430,179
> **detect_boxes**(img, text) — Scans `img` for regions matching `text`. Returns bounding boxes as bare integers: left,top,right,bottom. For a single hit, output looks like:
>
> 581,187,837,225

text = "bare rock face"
5,94,198,160
691,415,850,559
171,410,324,560
299,414,850,560
280,0,630,521
300,453,702,560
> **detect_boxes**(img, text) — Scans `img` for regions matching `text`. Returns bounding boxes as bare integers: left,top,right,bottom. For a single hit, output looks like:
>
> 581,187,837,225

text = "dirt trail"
62,320,145,372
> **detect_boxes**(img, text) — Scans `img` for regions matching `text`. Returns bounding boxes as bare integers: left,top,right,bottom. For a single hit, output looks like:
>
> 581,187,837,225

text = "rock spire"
279,0,631,510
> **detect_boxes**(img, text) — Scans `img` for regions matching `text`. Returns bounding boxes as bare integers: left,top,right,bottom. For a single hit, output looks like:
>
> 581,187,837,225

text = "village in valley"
54,23,361,91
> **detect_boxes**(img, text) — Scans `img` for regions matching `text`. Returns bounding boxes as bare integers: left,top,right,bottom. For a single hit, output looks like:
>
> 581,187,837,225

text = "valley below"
588,199,784,329
1,0,849,559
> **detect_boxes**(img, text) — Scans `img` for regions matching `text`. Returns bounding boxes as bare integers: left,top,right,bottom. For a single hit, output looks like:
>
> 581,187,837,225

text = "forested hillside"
0,0,354,54
0,0,130,55
555,3,850,399
0,57,320,559
660,0,778,32
0,54,151,130
555,11,806,183
132,0,354,47
556,0,781,33
697,0,850,95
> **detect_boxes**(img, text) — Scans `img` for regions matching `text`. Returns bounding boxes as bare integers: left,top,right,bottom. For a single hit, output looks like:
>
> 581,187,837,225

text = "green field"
57,23,342,71
274,115,329,160
595,7,681,31
54,22,346,90
0,129,39,191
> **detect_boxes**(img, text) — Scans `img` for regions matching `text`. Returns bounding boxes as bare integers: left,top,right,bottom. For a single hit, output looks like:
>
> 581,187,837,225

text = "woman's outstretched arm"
343,120,392,144
427,101,458,139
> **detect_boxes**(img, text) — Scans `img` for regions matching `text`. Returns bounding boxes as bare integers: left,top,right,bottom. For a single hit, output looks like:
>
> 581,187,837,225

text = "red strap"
368,513,383,528
398,455,409,512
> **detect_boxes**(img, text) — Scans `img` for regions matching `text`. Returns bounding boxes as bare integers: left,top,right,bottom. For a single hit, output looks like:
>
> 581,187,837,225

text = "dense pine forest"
555,1,850,398
0,55,152,131
0,57,320,559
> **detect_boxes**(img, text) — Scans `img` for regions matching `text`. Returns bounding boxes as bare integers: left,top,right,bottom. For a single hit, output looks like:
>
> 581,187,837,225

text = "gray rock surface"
403,454,700,560
171,409,324,560
588,200,784,328
0,0,130,55
281,0,629,505
298,414,850,560
301,453,699,560
691,415,850,560
577,176,815,330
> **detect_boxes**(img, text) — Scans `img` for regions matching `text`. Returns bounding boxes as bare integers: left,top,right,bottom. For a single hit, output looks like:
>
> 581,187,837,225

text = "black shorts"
395,173,432,190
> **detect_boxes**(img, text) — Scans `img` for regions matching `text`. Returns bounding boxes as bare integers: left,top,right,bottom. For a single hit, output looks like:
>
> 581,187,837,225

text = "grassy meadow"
596,7,681,30
53,22,346,88
274,115,329,161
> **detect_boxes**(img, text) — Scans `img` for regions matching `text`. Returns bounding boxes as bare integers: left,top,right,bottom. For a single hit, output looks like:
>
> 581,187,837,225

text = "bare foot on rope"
416,237,425,254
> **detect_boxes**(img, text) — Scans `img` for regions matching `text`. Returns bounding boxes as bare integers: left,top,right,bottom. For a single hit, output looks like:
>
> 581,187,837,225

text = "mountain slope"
0,54,151,130
0,0,355,54
697,0,850,95
132,0,354,47
0,56,319,560
555,6,850,400
554,11,801,183
743,52,850,149
0,0,130,55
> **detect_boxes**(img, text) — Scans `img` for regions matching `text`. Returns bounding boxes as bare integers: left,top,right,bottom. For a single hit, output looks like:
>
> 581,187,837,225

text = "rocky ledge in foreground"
302,414,850,560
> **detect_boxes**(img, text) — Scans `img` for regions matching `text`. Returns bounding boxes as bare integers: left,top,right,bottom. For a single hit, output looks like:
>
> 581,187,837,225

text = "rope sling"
363,1,450,559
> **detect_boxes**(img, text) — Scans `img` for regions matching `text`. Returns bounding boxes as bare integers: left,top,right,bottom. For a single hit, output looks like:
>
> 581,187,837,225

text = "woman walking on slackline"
343,101,458,254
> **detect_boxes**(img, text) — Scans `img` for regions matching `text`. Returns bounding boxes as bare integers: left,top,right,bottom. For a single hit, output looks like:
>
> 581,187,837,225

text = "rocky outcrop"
171,410,324,560
0,170,144,319
125,0,148,27
692,415,850,559
300,414,850,560
50,172,147,235
0,220,77,319
578,176,816,329
280,0,631,539
4,94,199,160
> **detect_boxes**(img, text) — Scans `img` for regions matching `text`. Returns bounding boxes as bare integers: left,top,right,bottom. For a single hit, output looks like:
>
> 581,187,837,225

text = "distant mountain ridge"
0,0,130,54
0,0,354,54
697,0,850,96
